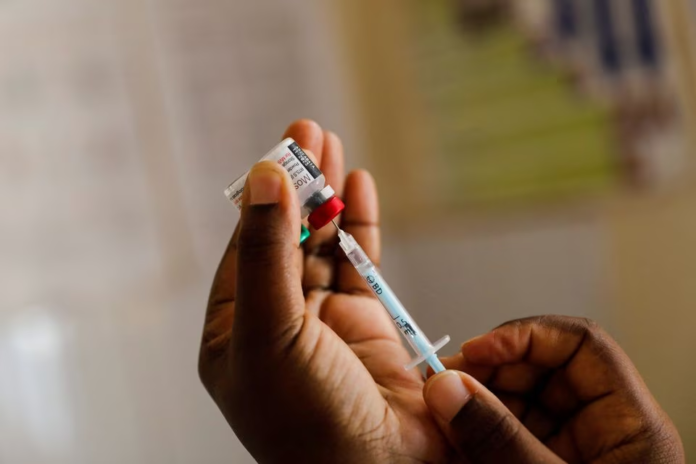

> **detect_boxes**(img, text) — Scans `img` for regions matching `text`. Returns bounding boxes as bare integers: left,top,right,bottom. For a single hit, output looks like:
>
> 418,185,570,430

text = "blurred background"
2,0,696,462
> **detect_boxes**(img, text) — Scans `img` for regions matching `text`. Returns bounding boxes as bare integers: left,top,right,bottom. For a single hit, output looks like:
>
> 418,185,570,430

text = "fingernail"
248,163,282,205
424,371,472,423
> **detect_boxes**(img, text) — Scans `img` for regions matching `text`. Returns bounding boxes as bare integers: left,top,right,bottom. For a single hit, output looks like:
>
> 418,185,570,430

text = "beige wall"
606,188,696,456
607,1,696,453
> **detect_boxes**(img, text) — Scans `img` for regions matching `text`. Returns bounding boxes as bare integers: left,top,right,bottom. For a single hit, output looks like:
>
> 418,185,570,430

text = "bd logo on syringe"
366,275,383,295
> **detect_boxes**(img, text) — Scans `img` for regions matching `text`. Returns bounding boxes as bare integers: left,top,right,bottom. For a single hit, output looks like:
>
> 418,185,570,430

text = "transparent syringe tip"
336,228,371,269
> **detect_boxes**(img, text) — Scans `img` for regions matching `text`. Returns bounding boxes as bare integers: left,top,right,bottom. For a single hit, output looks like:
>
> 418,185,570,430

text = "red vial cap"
308,196,345,230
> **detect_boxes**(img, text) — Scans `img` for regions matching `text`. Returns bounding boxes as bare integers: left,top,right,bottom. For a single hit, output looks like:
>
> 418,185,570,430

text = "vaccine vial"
224,138,345,234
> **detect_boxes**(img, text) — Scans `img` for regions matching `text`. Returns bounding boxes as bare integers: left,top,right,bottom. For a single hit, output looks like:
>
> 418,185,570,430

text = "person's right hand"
423,316,685,463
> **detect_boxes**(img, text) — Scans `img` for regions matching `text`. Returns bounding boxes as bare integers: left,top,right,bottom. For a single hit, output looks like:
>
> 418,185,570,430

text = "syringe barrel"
339,231,448,372
355,262,435,357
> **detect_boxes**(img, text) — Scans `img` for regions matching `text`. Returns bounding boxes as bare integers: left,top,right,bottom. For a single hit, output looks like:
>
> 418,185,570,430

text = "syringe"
333,221,450,373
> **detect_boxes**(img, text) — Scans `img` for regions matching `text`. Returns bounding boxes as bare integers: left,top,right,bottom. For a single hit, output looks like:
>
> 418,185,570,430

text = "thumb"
424,371,563,464
234,160,304,348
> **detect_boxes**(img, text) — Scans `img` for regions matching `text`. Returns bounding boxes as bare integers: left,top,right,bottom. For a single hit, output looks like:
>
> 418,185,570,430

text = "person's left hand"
198,120,453,463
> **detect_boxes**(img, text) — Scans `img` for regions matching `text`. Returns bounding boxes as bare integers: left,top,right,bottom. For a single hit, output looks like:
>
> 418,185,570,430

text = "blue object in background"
592,0,622,74
554,0,579,40
632,0,660,68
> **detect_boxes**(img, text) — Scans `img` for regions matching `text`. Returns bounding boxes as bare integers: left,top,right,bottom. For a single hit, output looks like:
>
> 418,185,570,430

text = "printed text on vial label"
278,151,315,191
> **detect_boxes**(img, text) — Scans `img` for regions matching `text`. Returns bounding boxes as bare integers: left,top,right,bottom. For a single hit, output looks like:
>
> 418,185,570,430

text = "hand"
423,316,685,463
198,120,453,463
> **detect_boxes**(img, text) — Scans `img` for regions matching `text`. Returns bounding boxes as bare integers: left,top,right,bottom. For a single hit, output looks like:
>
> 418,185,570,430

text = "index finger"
460,316,636,402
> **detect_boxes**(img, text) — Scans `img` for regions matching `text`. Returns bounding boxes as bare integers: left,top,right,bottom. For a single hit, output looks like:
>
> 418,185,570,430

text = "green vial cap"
300,224,311,244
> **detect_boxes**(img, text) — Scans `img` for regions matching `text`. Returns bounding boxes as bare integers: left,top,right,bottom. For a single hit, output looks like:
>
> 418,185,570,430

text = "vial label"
225,141,322,210
288,142,322,179
283,143,321,191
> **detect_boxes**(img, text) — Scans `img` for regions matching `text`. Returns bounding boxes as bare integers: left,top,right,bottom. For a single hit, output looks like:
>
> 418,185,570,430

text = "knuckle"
493,317,527,331
573,317,608,343
558,316,600,338
579,317,601,332
528,315,601,336
539,316,613,351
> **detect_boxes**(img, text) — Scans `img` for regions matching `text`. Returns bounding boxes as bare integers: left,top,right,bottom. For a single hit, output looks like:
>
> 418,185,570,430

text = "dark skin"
198,120,684,463
431,317,685,463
